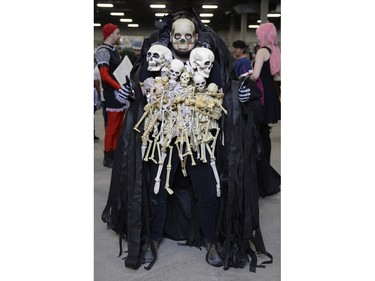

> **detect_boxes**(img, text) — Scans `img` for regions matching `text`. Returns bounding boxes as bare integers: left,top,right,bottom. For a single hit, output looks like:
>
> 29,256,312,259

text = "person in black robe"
101,7,276,272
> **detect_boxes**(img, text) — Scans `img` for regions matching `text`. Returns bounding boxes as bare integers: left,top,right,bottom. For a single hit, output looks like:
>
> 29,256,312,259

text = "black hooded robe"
101,7,276,271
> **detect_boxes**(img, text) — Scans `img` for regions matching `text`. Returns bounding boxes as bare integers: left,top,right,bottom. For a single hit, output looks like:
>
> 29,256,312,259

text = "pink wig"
256,23,281,75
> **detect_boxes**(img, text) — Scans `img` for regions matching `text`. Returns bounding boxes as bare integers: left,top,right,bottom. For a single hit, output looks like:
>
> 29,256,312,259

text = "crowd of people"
94,7,280,274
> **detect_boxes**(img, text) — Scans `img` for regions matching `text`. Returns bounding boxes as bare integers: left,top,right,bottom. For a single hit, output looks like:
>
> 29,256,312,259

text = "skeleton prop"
193,72,206,93
168,59,184,80
134,71,226,196
189,47,215,78
146,44,173,71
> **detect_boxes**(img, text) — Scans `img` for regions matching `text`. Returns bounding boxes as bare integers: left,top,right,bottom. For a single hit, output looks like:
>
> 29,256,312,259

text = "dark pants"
259,124,271,163
101,101,108,129
148,147,219,243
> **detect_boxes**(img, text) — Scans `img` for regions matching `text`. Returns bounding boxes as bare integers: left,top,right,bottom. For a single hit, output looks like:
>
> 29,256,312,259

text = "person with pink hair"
252,22,281,160
238,22,281,196
253,22,281,76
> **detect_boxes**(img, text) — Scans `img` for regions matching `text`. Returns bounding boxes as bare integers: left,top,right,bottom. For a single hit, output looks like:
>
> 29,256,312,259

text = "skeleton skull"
170,18,197,54
179,72,191,87
189,47,215,78
146,44,173,71
168,59,184,80
193,72,206,92
207,83,218,94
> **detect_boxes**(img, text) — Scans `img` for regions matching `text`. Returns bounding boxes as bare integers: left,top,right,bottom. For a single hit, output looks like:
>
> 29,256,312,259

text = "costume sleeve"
98,66,120,90
95,47,121,90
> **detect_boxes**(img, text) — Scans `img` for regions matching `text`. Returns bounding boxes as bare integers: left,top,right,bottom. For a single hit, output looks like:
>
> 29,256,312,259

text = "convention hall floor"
94,110,281,281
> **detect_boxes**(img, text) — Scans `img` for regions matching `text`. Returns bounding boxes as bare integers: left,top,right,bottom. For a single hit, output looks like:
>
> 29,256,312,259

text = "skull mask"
193,72,206,92
170,18,197,55
146,44,173,71
179,72,191,87
189,47,215,78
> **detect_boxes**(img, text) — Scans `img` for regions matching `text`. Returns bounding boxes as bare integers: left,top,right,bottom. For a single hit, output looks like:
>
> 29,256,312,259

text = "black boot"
206,242,223,267
103,151,113,168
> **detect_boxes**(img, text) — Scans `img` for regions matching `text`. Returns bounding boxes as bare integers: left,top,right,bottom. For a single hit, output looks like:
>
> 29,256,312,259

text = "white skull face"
170,19,197,54
146,44,173,71
168,59,184,80
189,47,215,78
179,72,191,87
207,83,218,94
193,72,206,92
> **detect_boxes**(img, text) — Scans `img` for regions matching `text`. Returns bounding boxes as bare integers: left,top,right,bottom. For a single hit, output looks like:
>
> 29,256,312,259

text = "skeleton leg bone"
184,134,196,166
149,130,162,164
134,109,150,132
164,145,174,195
141,144,147,159
210,127,220,158
157,142,162,164
154,151,167,194
205,144,221,197
200,142,207,163
148,139,158,164
144,140,153,161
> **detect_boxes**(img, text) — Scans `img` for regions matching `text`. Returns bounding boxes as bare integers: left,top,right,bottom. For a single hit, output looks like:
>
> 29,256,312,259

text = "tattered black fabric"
214,78,273,271
101,7,275,272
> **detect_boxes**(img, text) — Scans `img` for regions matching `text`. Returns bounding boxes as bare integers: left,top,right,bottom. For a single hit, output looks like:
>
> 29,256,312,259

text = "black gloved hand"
238,77,251,103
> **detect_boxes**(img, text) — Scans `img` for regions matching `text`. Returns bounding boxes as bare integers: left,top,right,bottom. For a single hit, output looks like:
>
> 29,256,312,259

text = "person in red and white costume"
95,23,133,168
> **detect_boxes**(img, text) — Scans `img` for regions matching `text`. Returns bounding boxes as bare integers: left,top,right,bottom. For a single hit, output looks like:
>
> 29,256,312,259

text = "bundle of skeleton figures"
133,44,225,198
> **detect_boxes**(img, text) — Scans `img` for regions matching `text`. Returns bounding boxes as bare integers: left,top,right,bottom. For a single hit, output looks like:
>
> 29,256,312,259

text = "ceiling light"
199,13,214,17
120,18,133,22
201,19,210,23
248,25,259,28
257,19,262,23
94,23,101,27
267,13,281,17
150,4,166,8
110,12,125,16
155,13,168,17
202,5,218,9
128,24,139,27
97,3,113,8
